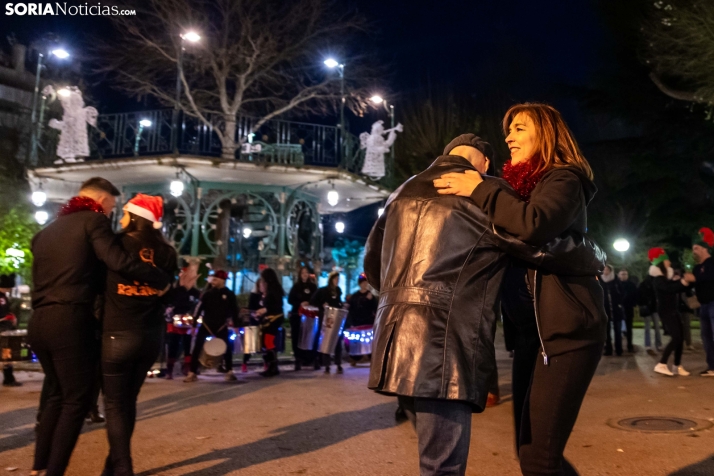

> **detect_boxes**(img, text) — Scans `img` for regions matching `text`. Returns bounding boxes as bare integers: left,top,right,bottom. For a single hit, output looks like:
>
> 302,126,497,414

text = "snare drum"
198,336,227,369
0,329,31,362
298,306,320,351
343,325,374,356
242,326,262,354
318,307,348,355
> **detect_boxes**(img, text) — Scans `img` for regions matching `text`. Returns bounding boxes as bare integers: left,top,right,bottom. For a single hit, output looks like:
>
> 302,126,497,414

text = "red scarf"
501,158,545,202
58,196,105,217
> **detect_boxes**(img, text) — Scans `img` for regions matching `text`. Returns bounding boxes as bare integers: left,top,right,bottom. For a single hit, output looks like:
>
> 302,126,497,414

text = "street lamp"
35,210,49,225
324,58,346,162
172,31,202,153
613,238,630,263
134,119,152,156
29,47,70,165
335,221,345,234
32,189,47,207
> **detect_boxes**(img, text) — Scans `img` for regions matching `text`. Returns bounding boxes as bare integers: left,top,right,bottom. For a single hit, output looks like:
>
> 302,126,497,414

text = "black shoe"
2,380,21,387
336,366,344,374
395,405,408,423
324,367,331,374
87,409,105,424
294,362,302,371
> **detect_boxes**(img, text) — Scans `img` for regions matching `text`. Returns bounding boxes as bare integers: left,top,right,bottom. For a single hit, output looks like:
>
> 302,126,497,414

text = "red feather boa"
501,158,545,202
58,196,105,217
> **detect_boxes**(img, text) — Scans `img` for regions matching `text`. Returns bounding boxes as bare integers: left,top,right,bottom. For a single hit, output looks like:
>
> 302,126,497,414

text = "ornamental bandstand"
27,109,390,289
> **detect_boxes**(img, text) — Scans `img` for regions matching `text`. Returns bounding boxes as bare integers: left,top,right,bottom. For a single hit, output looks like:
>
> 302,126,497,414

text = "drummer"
255,268,285,377
345,273,377,365
165,267,200,379
239,279,263,373
184,270,239,383
310,271,344,374
1,273,21,387
287,266,317,370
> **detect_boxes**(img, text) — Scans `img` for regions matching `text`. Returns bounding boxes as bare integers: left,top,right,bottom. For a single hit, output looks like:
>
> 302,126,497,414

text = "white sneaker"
654,363,674,376
700,370,714,377
674,366,690,376
183,372,198,383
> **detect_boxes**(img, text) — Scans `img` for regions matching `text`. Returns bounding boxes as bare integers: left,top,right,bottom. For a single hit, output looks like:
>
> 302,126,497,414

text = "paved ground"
1,329,714,476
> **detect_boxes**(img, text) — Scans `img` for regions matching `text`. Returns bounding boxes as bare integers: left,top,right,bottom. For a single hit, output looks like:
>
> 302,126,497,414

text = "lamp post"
370,95,396,178
324,58,346,163
171,31,201,154
134,119,152,156
29,47,70,165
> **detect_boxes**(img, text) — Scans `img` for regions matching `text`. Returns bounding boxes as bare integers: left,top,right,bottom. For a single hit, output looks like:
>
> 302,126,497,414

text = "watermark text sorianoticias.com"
5,3,137,16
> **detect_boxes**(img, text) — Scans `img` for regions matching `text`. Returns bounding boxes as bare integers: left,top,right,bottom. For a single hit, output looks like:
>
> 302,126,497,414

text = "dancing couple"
365,102,608,476
29,178,175,476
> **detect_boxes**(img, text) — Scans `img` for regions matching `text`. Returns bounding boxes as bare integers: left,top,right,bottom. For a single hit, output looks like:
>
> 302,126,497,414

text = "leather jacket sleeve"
86,214,170,290
364,212,387,292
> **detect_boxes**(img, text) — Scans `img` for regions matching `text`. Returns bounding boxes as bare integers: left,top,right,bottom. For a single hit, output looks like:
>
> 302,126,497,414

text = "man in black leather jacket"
364,135,604,476
29,177,170,476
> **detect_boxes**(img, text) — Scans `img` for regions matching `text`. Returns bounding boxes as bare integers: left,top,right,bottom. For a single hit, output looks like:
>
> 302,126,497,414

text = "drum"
0,329,31,362
297,306,320,351
343,325,374,356
172,314,194,329
198,336,227,368
318,306,348,355
242,326,262,354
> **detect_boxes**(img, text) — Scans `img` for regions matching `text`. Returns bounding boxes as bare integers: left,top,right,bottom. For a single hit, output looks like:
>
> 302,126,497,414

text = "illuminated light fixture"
181,31,201,43
139,119,152,127
613,238,630,253
57,88,71,97
377,207,385,217
370,95,384,104
51,48,70,59
35,210,49,225
242,227,252,239
335,221,345,234
32,189,47,207
324,58,339,69
170,179,184,197
327,183,339,207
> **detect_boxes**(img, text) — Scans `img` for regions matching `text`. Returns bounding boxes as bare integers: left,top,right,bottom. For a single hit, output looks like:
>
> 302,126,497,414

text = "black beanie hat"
443,133,494,160
0,273,16,289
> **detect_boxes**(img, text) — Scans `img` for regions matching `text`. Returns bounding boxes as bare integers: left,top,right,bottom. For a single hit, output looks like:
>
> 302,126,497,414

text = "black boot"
2,365,21,387
86,406,105,423
260,351,279,377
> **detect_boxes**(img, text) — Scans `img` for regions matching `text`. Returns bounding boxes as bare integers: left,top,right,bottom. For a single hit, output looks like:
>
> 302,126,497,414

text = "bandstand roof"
28,156,391,214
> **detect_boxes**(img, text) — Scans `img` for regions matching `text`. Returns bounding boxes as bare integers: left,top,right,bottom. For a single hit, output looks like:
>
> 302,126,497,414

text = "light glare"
613,238,630,253
324,58,339,68
57,88,71,97
370,95,384,104
377,207,384,217
35,211,49,225
139,119,152,127
170,180,184,197
32,190,47,207
182,31,201,43
335,221,345,234
327,190,339,207
51,49,70,59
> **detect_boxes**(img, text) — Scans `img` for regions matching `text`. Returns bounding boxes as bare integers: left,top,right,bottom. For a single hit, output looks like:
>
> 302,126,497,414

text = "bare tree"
96,0,375,158
643,0,714,104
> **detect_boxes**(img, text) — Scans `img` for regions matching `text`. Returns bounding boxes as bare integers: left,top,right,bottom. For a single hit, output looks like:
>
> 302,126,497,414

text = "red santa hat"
648,247,669,266
124,194,164,229
693,227,714,250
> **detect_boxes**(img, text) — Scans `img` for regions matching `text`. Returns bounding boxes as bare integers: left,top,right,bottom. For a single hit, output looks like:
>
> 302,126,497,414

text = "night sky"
1,0,614,239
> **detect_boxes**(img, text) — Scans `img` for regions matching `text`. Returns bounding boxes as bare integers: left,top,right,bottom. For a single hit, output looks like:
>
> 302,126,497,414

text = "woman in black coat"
649,248,692,377
310,271,344,373
101,194,177,476
287,267,317,370
435,103,607,476
255,268,285,377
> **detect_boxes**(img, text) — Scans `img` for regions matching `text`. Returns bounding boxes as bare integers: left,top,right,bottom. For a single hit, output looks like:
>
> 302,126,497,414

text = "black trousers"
604,312,623,356
398,396,473,476
660,312,683,366
514,341,602,476
623,306,634,351
289,312,303,363
190,327,232,373
28,305,99,475
166,332,192,360
102,327,163,476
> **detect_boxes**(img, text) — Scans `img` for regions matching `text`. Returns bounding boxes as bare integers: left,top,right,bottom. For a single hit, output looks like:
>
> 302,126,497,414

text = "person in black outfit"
618,269,638,353
287,266,317,370
311,271,344,373
101,193,178,476
601,265,625,356
165,267,200,379
345,274,377,364
0,274,20,387
649,249,692,377
185,270,238,382
240,279,263,373
29,178,169,476
684,227,714,376
256,268,285,377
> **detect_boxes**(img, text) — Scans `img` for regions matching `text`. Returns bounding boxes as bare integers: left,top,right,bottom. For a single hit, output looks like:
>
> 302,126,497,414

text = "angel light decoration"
359,120,403,179
49,86,98,163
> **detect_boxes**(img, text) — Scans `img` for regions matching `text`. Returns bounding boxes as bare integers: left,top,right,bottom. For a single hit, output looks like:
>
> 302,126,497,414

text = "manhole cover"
608,416,713,434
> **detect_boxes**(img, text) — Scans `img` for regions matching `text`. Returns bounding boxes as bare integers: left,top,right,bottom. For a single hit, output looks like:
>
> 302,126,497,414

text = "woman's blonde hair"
502,103,594,180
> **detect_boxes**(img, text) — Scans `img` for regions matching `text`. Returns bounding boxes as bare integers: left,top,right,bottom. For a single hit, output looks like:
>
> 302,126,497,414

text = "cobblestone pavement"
1,329,714,475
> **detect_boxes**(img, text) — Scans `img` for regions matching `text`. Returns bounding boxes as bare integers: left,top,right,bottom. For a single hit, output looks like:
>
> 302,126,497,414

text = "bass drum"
298,306,320,351
242,326,262,354
318,307,348,355
198,337,227,369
